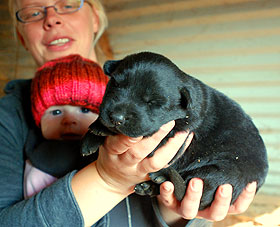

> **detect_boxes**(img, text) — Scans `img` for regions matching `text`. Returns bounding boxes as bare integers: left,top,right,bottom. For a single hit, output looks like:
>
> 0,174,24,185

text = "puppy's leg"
81,118,115,156
80,131,105,156
149,167,186,201
134,181,160,197
88,117,115,136
134,169,169,197
168,167,187,201
134,167,186,201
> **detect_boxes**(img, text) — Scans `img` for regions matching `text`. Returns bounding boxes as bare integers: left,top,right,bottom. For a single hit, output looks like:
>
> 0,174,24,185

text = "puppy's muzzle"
110,112,125,126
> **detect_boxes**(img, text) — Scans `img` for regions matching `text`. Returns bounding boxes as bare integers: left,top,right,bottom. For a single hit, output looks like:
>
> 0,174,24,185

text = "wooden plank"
108,8,280,35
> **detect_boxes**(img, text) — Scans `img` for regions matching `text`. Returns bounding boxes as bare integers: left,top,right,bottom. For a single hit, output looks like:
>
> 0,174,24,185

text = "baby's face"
41,105,98,140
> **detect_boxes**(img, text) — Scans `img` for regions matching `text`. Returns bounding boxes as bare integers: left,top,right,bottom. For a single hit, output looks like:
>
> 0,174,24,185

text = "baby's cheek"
41,120,61,140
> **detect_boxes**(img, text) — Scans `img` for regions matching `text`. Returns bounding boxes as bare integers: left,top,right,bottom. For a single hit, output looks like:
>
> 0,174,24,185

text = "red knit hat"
31,54,109,127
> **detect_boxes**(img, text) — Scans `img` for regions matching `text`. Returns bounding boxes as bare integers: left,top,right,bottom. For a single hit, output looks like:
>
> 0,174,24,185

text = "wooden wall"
103,0,280,196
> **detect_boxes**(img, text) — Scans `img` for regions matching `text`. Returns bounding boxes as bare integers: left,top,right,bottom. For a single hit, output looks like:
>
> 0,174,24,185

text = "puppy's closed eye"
142,95,167,107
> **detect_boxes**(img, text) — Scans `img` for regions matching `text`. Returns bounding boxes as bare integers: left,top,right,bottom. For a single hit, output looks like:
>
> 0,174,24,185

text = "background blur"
0,0,279,226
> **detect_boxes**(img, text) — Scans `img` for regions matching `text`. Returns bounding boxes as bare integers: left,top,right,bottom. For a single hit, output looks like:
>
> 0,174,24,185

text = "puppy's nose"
110,113,125,126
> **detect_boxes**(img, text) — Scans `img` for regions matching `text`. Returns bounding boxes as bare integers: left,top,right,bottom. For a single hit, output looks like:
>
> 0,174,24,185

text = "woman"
0,0,257,226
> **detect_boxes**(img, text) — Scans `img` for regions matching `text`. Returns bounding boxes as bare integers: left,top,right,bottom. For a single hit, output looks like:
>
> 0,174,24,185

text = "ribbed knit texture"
31,54,109,126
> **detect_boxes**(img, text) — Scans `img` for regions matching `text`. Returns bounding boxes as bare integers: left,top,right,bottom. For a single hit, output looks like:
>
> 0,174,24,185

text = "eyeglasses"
16,0,84,23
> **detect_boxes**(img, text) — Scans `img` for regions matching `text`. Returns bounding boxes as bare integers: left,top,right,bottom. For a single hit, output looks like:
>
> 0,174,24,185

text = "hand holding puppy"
95,121,190,194
95,123,256,224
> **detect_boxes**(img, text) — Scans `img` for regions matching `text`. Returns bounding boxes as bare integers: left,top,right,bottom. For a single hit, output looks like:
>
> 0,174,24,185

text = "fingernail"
221,185,232,197
160,121,175,131
164,184,172,193
246,182,256,192
191,179,203,192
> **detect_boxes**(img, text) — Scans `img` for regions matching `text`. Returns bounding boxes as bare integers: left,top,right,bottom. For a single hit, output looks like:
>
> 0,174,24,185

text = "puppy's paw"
150,167,187,201
135,170,168,197
80,131,105,156
88,117,115,136
149,172,168,184
134,181,160,197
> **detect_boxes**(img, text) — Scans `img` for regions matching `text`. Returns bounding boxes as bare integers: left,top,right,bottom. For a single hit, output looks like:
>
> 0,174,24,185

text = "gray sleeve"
0,169,86,227
0,93,90,226
151,198,213,227
151,197,190,227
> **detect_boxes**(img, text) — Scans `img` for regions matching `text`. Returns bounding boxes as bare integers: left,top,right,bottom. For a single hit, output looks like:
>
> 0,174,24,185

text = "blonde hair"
8,0,109,60
86,0,108,46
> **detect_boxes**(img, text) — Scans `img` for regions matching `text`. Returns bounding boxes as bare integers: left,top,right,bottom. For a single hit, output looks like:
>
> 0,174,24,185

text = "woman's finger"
158,181,177,209
139,130,189,173
117,121,176,166
198,184,232,221
228,181,256,214
132,121,176,156
179,178,203,220
103,134,142,155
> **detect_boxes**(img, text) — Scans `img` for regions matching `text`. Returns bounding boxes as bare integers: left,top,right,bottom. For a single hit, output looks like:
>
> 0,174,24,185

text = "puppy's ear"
103,60,121,75
180,87,192,109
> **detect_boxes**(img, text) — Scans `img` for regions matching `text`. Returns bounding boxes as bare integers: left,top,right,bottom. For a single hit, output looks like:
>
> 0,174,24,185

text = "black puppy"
81,52,268,210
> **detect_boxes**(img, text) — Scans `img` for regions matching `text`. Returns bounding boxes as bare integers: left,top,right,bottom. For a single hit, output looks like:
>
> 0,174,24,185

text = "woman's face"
16,0,99,66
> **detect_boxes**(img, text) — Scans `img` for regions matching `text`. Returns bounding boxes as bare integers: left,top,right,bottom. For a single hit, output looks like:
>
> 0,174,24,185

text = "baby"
24,54,109,198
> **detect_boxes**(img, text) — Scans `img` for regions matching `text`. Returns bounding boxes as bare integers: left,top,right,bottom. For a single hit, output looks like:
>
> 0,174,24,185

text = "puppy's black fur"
81,52,268,210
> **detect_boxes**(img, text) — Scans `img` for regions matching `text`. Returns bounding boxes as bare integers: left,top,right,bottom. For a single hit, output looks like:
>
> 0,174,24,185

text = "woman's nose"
43,7,63,30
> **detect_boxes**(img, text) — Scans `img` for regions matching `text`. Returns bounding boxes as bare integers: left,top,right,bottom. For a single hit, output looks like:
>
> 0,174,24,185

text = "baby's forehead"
46,105,77,110
44,105,84,112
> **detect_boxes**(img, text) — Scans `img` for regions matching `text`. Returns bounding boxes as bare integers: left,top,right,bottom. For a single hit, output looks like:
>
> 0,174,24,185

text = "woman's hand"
72,120,190,226
96,120,191,194
157,179,257,224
